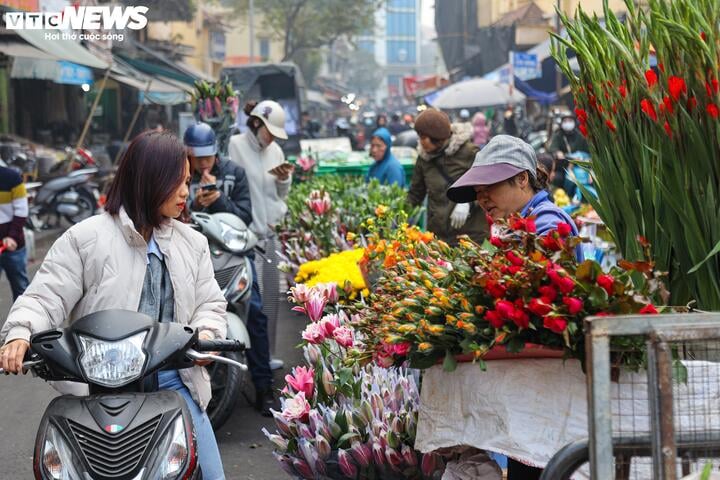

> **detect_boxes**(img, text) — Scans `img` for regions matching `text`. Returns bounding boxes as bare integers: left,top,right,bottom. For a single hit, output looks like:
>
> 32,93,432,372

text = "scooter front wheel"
207,350,246,430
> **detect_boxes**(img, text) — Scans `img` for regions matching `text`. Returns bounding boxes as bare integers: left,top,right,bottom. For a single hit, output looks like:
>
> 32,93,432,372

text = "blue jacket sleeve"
385,161,406,188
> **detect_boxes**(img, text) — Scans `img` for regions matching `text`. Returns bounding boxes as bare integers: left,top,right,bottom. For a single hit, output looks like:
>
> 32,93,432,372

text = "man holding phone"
184,122,252,225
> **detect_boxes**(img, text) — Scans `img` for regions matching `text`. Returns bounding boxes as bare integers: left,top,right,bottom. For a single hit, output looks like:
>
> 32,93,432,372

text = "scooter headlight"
78,332,147,387
219,220,248,252
42,423,82,479
157,415,189,479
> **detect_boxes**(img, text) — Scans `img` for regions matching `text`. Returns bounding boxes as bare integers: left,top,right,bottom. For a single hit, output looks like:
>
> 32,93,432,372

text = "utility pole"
249,0,255,62
555,0,562,97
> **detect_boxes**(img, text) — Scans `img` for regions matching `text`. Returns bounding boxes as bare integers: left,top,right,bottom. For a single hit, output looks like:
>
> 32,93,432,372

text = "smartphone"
201,183,218,191
268,163,293,174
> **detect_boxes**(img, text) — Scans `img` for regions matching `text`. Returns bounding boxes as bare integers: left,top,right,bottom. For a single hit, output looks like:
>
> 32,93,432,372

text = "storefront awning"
10,57,94,85
110,63,190,106
0,41,55,60
13,28,108,69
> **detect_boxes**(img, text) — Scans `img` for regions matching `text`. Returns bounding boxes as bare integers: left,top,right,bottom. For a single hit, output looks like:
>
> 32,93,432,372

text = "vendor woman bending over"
446,134,583,480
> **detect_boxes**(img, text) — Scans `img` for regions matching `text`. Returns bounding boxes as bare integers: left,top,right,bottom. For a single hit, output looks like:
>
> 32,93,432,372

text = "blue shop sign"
56,61,94,85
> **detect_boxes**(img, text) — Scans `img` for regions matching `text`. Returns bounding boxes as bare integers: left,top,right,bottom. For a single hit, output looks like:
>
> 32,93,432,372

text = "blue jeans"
158,370,225,480
247,261,273,391
1,247,28,300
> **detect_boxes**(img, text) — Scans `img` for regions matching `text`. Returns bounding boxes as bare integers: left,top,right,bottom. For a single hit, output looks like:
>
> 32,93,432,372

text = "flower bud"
350,441,372,467
262,428,288,452
315,435,331,460
292,458,314,479
401,444,418,466
386,430,401,449
421,452,440,477
273,452,297,476
322,368,336,395
338,449,359,478
372,440,385,466
385,447,404,471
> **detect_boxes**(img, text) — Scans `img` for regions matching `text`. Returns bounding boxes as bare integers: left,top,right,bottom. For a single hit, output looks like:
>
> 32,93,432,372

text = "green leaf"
588,285,609,308
337,432,360,448
442,350,458,373
506,337,524,354
688,239,720,274
576,260,596,282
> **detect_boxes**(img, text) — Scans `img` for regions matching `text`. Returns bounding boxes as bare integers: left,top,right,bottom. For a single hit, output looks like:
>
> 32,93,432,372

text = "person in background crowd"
1,131,228,479
184,122,252,224
503,107,519,137
458,108,471,123
366,127,405,187
388,113,409,136
0,166,29,300
335,118,358,150
472,112,491,148
407,108,488,245
376,113,388,129
301,111,317,139
228,100,293,416
548,113,589,194
403,113,415,129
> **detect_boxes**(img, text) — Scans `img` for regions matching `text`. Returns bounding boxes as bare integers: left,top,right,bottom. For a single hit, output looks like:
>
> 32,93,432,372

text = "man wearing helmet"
183,122,252,225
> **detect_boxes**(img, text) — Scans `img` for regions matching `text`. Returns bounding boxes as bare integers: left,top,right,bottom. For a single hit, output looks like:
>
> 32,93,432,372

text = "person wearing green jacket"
406,108,488,245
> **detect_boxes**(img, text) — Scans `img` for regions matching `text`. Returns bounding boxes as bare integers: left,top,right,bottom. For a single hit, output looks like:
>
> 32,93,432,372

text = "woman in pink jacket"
472,112,491,148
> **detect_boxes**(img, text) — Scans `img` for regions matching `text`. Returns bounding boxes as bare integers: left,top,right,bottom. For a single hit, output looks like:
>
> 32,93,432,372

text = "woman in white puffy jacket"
0,130,229,479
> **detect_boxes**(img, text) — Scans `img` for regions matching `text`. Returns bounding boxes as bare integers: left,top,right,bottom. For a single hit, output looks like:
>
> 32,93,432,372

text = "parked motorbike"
26,168,99,230
1,309,246,480
190,211,255,429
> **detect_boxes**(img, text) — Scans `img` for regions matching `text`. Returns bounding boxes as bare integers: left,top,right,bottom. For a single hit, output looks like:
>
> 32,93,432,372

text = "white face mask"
561,120,576,132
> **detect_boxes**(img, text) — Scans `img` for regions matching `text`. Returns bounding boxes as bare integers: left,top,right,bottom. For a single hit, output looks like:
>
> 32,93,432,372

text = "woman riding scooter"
0,130,229,480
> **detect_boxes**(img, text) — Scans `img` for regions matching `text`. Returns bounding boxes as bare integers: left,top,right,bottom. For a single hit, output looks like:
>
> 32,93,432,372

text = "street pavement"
0,228,304,479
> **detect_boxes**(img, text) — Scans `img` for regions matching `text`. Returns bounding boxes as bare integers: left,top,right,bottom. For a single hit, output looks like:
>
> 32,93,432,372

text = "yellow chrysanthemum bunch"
295,248,369,299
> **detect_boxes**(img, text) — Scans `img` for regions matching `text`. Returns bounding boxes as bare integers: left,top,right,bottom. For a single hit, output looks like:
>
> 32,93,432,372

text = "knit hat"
414,109,452,142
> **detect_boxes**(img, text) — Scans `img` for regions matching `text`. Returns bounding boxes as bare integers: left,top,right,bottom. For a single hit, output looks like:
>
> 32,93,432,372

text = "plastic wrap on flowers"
265,283,446,479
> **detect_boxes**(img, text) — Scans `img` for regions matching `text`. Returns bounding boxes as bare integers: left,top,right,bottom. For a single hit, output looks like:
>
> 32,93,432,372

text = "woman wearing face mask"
548,114,589,194
228,100,292,415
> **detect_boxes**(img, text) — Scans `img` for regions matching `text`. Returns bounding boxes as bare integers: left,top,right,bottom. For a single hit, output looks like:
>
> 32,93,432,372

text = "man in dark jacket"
184,123,252,224
407,108,488,245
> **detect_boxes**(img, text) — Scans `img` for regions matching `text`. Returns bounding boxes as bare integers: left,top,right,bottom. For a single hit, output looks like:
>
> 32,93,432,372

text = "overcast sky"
421,0,434,27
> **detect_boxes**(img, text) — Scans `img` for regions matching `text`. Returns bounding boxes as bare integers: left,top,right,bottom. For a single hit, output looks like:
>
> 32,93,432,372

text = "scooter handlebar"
194,339,246,352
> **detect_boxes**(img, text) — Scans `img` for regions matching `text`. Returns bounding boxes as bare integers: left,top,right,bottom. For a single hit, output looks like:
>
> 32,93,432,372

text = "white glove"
450,202,471,229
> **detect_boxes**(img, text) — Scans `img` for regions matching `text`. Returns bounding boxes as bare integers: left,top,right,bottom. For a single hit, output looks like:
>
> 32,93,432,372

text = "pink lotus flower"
305,292,327,322
319,313,340,336
213,96,222,116
385,447,404,472
372,441,385,466
289,284,311,304
285,366,315,399
301,322,326,344
281,391,311,422
297,155,316,172
306,190,331,216
333,326,354,348
292,457,314,479
316,282,339,303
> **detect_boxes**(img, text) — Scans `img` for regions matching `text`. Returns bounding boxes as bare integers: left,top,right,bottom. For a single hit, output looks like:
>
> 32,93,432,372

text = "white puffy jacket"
0,207,227,410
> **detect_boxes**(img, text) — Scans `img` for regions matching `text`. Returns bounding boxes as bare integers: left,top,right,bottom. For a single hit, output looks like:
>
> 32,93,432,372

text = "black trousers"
508,458,543,480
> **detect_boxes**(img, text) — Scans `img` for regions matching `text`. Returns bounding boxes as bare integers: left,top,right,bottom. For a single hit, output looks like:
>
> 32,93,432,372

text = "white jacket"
0,208,227,410
228,131,291,238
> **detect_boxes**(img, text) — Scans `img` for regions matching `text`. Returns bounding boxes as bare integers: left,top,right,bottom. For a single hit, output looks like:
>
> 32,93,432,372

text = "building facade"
357,0,422,104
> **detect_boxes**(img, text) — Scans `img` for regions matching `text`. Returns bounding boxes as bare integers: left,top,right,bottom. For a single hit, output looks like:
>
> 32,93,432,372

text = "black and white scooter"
1,309,246,480
190,211,255,429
